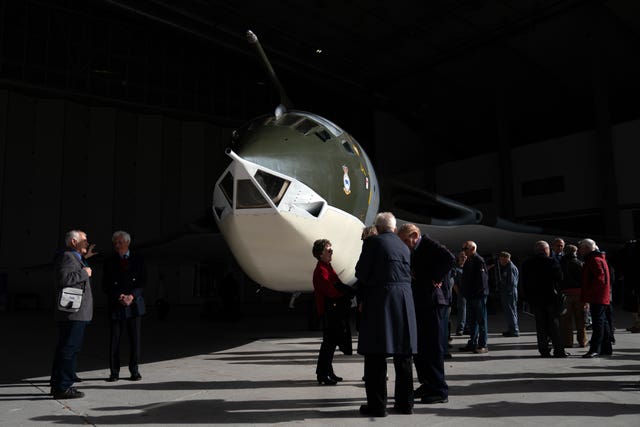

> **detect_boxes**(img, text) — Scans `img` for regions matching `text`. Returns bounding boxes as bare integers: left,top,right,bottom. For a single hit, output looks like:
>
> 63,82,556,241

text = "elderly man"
497,252,520,337
459,241,490,354
356,212,417,417
579,238,612,358
398,223,454,404
50,230,94,399
551,238,565,263
521,241,567,358
102,230,147,381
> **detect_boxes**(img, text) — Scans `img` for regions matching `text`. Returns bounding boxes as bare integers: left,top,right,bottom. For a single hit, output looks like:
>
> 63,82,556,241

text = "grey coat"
355,231,417,355
54,250,93,322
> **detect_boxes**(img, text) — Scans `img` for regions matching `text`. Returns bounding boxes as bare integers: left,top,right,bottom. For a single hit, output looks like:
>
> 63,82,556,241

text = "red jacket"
313,261,344,316
581,251,611,305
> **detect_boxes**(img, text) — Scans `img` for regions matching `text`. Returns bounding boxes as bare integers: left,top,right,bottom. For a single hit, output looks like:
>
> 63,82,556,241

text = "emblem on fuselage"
342,165,351,195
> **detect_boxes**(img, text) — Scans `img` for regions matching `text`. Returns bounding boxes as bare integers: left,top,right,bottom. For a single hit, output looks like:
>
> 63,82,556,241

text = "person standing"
102,230,147,381
453,251,467,336
398,224,454,404
497,252,520,337
579,238,613,358
521,241,567,358
459,241,490,354
311,239,353,385
50,230,94,399
559,244,586,348
551,238,565,263
356,212,417,417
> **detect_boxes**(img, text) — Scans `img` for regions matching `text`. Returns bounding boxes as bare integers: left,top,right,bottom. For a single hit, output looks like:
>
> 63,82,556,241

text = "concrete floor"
1,304,639,426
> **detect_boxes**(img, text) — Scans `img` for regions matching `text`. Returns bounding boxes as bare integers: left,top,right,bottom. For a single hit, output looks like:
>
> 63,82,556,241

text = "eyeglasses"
462,246,469,250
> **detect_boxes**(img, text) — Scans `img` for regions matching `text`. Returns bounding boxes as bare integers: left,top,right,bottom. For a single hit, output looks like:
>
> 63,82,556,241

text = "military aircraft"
212,30,616,293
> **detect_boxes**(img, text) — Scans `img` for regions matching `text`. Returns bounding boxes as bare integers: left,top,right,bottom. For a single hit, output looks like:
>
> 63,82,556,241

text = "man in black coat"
398,224,455,404
459,241,490,353
356,212,417,417
102,230,147,381
521,240,567,358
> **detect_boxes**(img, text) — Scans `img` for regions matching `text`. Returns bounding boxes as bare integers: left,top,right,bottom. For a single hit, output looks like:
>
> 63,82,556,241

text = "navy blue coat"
461,253,489,299
102,253,147,320
356,231,417,356
411,235,455,309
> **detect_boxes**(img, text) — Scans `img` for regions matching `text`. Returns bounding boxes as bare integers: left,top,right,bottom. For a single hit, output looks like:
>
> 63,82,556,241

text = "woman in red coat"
312,239,353,385
579,238,612,358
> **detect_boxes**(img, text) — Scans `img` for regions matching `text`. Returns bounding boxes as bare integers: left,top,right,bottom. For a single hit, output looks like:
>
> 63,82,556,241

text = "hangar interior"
0,0,639,312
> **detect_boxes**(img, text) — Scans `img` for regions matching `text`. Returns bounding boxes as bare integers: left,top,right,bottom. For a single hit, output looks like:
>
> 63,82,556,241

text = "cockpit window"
235,179,271,209
220,172,234,206
341,140,354,154
254,170,290,206
315,129,331,142
295,119,318,135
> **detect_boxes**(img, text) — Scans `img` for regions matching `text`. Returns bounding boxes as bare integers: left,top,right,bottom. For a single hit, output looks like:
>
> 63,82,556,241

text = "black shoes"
73,376,83,382
502,331,519,337
328,373,343,382
359,404,387,417
130,373,142,381
459,345,475,352
107,375,119,382
52,387,84,399
392,403,413,414
582,352,599,358
317,375,337,385
553,351,571,358
421,395,448,404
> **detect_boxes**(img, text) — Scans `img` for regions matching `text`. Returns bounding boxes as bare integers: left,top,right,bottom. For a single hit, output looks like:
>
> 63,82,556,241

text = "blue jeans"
50,321,88,391
500,290,519,333
589,303,612,355
466,296,488,349
456,295,467,333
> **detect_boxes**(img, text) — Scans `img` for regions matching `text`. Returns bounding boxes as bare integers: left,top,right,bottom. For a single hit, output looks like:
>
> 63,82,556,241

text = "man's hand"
83,267,92,277
85,244,98,259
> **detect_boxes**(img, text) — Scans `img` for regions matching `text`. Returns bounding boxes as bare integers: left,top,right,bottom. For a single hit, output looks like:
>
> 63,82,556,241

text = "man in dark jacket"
356,212,417,417
50,230,94,399
398,224,454,404
559,244,586,348
459,241,490,353
102,230,147,381
579,238,612,358
521,240,567,358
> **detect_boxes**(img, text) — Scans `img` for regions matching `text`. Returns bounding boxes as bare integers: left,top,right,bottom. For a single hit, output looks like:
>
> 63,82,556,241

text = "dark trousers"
109,316,141,377
589,303,613,355
364,354,413,411
316,311,351,376
532,305,563,355
415,305,448,398
50,321,88,391
466,296,488,349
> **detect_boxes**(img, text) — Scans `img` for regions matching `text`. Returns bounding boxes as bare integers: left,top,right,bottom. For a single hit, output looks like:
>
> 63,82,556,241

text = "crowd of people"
311,213,629,417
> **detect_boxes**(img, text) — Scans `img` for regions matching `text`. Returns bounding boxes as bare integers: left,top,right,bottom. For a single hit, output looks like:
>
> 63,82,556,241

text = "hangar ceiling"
2,0,640,161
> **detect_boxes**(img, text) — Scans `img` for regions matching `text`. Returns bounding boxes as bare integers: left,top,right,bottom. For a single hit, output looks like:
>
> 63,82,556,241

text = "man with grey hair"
578,238,612,358
102,230,147,381
356,212,417,416
521,240,567,357
50,230,94,399
459,241,490,354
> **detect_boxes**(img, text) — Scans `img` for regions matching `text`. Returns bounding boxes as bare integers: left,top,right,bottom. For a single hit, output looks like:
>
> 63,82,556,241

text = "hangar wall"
0,89,234,310
434,118,640,239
